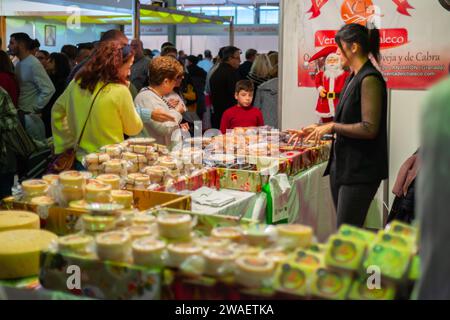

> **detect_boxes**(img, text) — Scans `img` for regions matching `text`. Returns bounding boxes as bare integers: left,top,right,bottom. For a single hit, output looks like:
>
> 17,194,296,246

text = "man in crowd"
198,49,213,73
75,42,94,65
130,39,151,92
8,32,55,140
61,44,78,70
209,46,241,129
30,39,40,56
238,48,257,80
186,55,207,119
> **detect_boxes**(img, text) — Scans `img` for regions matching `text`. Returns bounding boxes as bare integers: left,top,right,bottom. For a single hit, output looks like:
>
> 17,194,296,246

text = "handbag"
47,83,109,174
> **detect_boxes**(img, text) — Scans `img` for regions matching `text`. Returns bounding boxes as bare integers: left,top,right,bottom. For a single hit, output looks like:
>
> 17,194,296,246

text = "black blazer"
324,60,388,185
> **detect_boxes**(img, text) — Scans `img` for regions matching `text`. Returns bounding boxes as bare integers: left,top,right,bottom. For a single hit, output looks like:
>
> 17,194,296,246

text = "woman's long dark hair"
335,23,381,63
48,52,71,82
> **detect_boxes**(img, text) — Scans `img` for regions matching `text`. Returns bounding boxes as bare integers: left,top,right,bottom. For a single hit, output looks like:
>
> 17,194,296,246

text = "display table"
188,188,266,221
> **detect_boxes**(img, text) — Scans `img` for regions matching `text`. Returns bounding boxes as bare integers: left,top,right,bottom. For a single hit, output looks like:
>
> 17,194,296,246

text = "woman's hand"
151,107,176,123
180,123,190,132
287,123,319,145
305,122,334,145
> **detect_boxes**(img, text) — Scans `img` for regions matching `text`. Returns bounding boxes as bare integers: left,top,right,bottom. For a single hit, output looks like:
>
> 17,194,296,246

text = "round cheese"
132,214,156,225
0,229,57,279
277,224,313,249
69,200,89,210
211,226,242,241
42,174,59,185
21,179,49,196
235,256,275,288
97,174,121,190
30,196,55,206
132,237,166,267
59,171,85,187
85,152,110,165
111,190,133,209
85,180,112,204
0,211,40,231
58,234,94,254
125,225,153,240
96,231,131,262
157,214,192,239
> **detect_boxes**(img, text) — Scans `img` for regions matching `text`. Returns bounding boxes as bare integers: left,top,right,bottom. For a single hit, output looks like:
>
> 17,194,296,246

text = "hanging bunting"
392,0,415,16
307,0,330,19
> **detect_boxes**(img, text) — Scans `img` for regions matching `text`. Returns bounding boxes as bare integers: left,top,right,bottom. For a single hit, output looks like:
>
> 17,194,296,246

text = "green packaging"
363,243,411,281
293,249,323,269
347,277,396,300
311,267,353,300
273,262,314,297
338,224,376,244
375,230,414,250
324,235,366,272
307,243,327,254
386,221,417,240
408,255,421,281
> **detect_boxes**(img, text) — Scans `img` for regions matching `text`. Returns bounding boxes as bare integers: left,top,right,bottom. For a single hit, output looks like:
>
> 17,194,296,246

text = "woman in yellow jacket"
52,41,143,168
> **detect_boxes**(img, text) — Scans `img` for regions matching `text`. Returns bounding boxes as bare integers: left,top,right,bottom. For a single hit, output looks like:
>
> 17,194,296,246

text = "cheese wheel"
211,226,242,241
0,229,57,279
101,145,123,158
157,214,192,239
195,237,230,249
82,214,116,232
58,234,94,255
69,200,89,210
104,159,127,174
21,179,49,196
129,144,155,155
59,171,85,187
96,231,131,262
259,248,289,264
30,196,55,206
85,180,112,204
166,242,202,268
132,237,165,267
203,248,239,277
97,174,121,190
125,225,153,240
0,211,40,231
111,190,133,209
126,173,150,189
42,174,59,185
276,224,313,249
235,256,275,288
228,243,260,256
127,137,156,146
132,214,156,225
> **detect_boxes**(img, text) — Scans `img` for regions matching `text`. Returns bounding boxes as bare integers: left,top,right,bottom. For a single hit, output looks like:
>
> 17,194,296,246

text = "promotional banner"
298,0,450,89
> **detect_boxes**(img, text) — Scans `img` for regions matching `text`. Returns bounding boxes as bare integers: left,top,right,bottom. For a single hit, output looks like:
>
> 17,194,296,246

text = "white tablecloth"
190,188,266,220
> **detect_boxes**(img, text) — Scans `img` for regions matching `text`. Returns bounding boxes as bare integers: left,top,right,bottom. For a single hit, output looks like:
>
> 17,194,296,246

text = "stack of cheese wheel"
132,237,166,267
122,152,148,173
59,171,85,202
85,180,112,204
158,156,178,170
84,153,110,175
157,213,192,240
276,224,313,249
0,229,57,279
111,190,133,209
95,231,131,262
101,144,123,158
21,179,49,198
97,174,121,190
143,166,169,184
0,210,40,231
126,173,150,190
166,242,202,268
104,159,128,176
203,247,239,277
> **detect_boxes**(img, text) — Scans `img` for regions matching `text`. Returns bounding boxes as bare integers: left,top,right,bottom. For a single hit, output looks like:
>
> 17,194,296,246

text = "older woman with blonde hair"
134,56,187,147
247,54,272,89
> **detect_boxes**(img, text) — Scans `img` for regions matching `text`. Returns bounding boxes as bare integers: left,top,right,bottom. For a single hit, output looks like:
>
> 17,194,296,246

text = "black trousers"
330,165,381,228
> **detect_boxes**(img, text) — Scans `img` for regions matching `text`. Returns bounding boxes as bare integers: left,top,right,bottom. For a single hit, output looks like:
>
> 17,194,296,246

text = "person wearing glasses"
134,56,188,147
209,46,241,129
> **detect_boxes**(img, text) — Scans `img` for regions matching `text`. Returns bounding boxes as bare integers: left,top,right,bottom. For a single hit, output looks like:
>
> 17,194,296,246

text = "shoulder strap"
75,82,109,151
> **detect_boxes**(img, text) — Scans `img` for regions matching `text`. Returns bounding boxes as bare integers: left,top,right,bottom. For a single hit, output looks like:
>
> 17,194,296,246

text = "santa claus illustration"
312,50,349,123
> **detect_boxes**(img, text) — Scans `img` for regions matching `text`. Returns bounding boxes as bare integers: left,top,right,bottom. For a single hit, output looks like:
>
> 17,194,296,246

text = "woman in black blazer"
290,23,388,227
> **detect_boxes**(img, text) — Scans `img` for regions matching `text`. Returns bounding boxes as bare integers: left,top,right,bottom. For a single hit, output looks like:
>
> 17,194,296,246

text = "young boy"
220,80,264,134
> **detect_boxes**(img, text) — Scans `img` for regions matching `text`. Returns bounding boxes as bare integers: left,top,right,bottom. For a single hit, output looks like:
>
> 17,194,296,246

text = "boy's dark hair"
161,46,178,57
235,80,254,93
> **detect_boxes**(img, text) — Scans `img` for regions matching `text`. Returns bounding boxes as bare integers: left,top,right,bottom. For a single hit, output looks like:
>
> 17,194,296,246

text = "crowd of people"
0,29,279,199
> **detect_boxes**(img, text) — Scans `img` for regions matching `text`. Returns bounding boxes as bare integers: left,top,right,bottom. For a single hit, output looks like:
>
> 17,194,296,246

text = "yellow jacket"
52,81,143,160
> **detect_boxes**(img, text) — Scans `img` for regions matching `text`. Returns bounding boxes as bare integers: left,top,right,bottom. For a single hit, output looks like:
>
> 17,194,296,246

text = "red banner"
315,28,409,50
